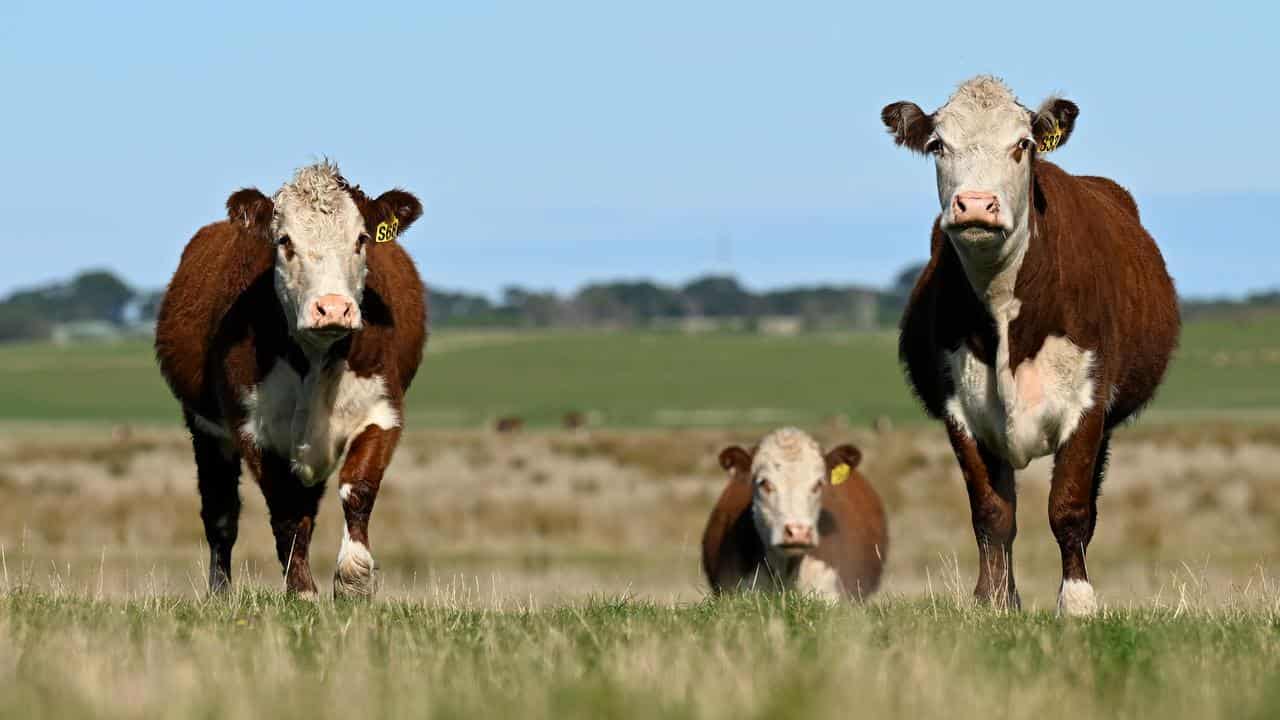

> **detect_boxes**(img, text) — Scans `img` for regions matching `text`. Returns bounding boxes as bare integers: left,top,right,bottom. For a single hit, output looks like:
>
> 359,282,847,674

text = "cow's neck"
948,213,1031,327
763,548,804,586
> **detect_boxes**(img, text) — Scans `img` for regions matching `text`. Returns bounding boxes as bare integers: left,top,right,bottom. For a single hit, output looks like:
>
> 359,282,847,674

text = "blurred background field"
2,312,1279,428
1,315,1279,611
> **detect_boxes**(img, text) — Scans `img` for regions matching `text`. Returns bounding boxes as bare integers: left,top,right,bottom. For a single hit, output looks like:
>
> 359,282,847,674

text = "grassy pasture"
3,591,1280,720
0,313,1278,428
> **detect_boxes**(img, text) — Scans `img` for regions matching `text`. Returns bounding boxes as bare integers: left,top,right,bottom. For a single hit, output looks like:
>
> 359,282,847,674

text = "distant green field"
0,315,1277,427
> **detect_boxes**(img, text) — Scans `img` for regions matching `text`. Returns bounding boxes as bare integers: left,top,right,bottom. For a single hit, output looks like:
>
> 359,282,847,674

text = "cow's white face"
882,76,1078,266
749,428,828,557
225,161,423,354
270,164,370,345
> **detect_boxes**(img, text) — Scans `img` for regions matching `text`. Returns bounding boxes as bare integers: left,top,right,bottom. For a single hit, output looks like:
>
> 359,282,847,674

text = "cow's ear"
374,189,424,235
718,446,753,477
226,188,273,233
881,101,934,154
824,443,862,473
1032,98,1079,154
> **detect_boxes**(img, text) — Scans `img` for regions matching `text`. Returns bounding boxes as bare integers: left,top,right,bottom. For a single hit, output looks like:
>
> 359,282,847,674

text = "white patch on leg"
1057,579,1098,617
333,523,375,598
338,483,353,502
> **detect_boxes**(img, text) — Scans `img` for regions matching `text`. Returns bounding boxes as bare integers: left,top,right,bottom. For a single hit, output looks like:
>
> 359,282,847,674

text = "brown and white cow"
155,161,426,599
702,428,887,600
882,76,1179,615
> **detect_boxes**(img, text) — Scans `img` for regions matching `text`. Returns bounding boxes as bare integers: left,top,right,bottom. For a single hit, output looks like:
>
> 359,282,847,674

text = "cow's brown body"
900,159,1179,608
702,462,887,599
156,174,426,597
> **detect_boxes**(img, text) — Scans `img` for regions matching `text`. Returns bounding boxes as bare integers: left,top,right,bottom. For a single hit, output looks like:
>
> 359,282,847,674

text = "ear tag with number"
375,216,400,243
830,463,850,486
1038,120,1064,153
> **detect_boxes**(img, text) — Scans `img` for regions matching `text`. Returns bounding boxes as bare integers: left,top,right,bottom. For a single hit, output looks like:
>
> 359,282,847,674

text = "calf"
882,76,1179,614
156,161,426,599
701,428,887,600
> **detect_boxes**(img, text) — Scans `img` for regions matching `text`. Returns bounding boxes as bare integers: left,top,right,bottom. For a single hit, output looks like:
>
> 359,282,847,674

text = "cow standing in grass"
881,77,1179,615
156,161,426,598
702,428,887,600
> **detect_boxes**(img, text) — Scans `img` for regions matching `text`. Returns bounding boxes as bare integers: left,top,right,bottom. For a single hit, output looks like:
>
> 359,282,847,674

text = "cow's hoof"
1057,579,1098,617
334,536,377,600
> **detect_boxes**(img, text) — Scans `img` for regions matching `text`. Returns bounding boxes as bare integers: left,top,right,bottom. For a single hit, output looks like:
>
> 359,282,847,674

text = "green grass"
0,313,1277,427
3,590,1280,719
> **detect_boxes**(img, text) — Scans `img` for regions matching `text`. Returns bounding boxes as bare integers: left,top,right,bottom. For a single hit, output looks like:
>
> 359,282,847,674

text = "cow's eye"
276,235,291,247
758,479,775,495
1018,138,1035,152
811,481,822,494
925,138,944,156
357,232,371,251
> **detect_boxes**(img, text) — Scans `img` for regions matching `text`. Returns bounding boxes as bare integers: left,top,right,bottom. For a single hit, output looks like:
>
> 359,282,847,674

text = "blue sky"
1,1,1276,298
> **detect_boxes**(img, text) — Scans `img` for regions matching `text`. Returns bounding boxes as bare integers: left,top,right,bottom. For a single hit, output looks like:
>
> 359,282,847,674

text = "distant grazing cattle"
562,411,587,430
702,428,887,600
156,161,426,599
495,416,525,433
882,76,1179,615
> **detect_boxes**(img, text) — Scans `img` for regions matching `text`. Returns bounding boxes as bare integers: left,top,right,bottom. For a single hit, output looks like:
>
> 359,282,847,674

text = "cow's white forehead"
271,161,362,242
934,76,1030,147
752,427,823,477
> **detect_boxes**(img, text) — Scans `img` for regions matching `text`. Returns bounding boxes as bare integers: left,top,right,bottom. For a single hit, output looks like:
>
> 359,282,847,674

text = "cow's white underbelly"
241,360,399,485
944,311,1096,469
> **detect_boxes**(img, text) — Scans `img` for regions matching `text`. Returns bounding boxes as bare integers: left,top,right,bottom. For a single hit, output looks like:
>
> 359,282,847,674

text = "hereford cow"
156,161,426,599
881,76,1179,615
702,428,887,600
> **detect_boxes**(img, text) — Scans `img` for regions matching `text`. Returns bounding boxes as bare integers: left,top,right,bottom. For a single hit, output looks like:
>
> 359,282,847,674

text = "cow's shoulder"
351,241,427,392
701,476,761,591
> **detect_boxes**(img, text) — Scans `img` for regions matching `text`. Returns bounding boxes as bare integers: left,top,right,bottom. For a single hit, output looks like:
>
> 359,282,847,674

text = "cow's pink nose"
952,191,1001,226
782,523,815,546
307,294,360,331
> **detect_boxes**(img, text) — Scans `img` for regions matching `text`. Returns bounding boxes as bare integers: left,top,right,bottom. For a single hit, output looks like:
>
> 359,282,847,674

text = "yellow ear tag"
830,463,850,486
1038,121,1064,153
375,216,399,243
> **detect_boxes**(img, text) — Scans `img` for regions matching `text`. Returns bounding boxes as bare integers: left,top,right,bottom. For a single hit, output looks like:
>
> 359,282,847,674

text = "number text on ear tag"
375,216,400,243
830,463,850,486
1038,120,1064,153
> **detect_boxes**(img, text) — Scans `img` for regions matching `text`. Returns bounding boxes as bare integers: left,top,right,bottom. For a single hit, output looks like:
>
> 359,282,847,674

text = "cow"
881,76,1179,615
702,428,887,601
155,161,426,599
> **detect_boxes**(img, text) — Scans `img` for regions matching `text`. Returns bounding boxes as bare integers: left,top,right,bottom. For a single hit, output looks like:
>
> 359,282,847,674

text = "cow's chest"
240,360,399,485
944,317,1096,469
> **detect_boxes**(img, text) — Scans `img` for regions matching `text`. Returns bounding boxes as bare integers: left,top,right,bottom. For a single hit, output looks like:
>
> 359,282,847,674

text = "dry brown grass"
0,421,1278,608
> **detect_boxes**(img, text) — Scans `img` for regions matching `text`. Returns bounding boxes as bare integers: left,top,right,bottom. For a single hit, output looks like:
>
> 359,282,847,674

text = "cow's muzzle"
303,294,362,334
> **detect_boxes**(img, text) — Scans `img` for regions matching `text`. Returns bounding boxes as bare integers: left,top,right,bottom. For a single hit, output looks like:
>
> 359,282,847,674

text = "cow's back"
813,468,887,598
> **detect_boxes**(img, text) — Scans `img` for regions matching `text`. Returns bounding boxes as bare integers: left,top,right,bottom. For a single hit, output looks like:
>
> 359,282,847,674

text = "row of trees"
430,274,898,330
2,265,1277,341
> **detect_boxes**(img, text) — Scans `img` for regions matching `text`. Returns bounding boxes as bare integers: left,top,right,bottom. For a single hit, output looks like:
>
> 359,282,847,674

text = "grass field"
3,591,1280,720
1,313,1278,427
2,319,1279,718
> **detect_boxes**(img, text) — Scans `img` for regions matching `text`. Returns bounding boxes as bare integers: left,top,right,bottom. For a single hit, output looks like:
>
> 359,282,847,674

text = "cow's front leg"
946,421,1020,609
258,453,324,598
1049,409,1108,617
334,425,401,599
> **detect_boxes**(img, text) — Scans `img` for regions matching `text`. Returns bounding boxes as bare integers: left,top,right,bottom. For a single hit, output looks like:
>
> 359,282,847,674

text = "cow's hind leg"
333,425,401,599
946,421,1020,609
1049,410,1108,617
189,420,241,595
257,453,324,598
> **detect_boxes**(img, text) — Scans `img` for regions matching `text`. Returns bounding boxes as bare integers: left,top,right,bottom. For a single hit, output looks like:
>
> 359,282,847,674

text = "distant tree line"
0,265,1276,342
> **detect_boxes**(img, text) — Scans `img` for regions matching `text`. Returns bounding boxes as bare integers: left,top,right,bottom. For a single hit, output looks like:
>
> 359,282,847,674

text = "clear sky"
2,1,1276,298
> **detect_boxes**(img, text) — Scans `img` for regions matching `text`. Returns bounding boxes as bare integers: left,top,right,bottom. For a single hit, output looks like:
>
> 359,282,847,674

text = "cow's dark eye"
758,479,775,495
276,235,291,247
357,232,371,251
924,138,945,156
1018,138,1035,152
